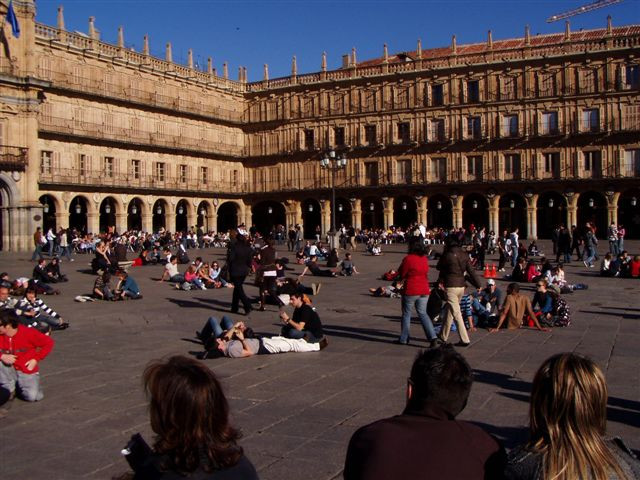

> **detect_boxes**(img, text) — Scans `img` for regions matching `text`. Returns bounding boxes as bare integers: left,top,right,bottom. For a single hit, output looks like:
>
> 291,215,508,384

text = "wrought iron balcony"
0,145,28,171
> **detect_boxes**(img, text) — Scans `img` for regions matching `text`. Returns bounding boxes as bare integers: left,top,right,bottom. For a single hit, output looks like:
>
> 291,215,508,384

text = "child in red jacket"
0,310,54,402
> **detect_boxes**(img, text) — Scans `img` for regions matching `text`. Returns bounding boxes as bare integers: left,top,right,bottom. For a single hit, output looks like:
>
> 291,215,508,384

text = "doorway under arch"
537,192,567,239
499,193,527,238
302,199,321,238
252,201,286,236
217,202,239,233
427,195,453,229
69,196,89,234
393,196,417,228
462,194,489,231
577,191,607,238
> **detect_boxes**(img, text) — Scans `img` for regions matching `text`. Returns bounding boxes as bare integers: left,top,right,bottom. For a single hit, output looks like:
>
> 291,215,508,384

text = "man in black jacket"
436,236,481,347
228,234,253,315
344,346,505,480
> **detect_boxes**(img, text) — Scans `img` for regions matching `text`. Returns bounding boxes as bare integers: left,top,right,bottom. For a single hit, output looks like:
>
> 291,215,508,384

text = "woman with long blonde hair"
505,353,639,479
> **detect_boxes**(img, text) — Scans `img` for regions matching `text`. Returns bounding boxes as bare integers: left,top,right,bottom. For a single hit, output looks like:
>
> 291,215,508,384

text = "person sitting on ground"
32,259,57,284
0,309,54,403
17,287,69,332
122,356,258,479
276,277,320,297
344,345,506,480
326,248,339,268
44,257,68,282
279,292,325,343
92,241,114,274
631,255,640,278
299,255,336,278
510,257,527,282
478,279,505,318
489,283,548,333
503,352,640,480
114,270,142,300
340,252,360,276
209,261,232,288
600,252,615,277
295,248,306,265
527,241,540,257
93,271,114,301
531,279,554,325
525,260,542,283
183,264,206,290
159,256,185,284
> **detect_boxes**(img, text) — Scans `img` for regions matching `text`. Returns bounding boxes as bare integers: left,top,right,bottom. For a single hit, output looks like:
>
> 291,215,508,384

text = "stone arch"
175,199,191,232
302,198,321,239
39,194,60,232
195,200,212,230
536,191,567,239
617,188,640,239
462,193,489,232
252,201,286,236
217,201,240,233
361,196,384,230
577,191,608,238
393,196,417,228
427,194,453,229
99,196,120,233
152,198,169,232
0,173,21,251
69,195,92,233
499,193,527,238
127,197,145,231
335,197,352,228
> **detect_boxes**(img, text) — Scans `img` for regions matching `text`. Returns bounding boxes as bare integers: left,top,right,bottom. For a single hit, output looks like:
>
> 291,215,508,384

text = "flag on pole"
6,0,20,38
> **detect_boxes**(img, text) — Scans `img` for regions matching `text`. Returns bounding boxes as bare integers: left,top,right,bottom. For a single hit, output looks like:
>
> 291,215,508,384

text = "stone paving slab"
0,240,638,479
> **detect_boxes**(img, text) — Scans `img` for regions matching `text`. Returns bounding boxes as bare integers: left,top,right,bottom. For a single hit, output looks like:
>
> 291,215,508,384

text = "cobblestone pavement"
0,240,638,479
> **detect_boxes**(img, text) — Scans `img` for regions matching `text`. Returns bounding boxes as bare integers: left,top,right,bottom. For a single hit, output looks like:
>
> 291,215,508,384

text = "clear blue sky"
35,0,640,81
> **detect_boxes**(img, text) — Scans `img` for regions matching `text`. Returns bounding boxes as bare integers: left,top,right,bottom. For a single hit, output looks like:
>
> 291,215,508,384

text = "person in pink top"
396,242,440,347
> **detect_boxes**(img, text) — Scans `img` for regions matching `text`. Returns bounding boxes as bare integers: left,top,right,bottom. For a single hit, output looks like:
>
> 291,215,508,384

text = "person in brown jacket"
344,345,506,480
31,227,44,262
489,283,549,333
436,235,482,347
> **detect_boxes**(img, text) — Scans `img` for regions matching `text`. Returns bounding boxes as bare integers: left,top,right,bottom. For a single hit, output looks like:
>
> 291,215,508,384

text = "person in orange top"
0,309,54,402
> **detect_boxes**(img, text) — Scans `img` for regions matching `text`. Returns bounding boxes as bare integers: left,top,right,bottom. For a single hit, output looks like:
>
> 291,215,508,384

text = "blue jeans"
584,246,596,266
511,250,518,267
400,295,436,343
31,244,44,261
201,315,234,342
281,325,321,343
0,364,43,401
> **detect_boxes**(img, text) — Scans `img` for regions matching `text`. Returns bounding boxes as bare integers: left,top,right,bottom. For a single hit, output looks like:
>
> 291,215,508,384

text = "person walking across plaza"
228,234,253,315
31,227,45,262
436,236,481,347
396,241,438,347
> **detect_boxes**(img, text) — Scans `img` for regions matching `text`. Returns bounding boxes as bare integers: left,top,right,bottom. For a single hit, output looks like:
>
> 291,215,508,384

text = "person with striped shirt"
17,287,68,332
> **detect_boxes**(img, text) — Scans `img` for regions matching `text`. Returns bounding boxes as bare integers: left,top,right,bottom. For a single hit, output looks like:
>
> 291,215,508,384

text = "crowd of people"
4,219,639,479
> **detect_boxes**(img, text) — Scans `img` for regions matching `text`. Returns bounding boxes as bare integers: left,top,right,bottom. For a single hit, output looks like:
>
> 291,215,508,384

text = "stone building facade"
0,0,639,250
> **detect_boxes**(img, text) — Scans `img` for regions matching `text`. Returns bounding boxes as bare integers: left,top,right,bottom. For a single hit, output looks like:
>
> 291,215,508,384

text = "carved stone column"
566,192,578,227
87,212,99,235
452,196,463,229
351,198,362,230
525,193,539,240
488,194,500,235
606,191,620,224
416,196,428,225
382,197,393,229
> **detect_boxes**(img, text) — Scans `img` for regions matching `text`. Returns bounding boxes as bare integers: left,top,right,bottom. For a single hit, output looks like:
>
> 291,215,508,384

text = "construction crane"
547,0,623,22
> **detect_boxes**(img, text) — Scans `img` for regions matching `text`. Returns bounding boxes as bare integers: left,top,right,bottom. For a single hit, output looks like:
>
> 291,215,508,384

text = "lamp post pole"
320,150,347,248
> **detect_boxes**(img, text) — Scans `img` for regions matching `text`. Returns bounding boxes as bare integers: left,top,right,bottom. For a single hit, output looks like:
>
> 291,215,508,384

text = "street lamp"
548,198,554,208
131,205,138,215
632,197,637,207
319,149,347,248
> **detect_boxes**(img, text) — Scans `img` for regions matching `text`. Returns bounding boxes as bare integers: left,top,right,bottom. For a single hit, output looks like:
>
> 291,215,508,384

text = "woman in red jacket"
397,241,439,347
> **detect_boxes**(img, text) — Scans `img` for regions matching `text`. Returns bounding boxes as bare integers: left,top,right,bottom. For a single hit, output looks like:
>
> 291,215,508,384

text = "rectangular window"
365,125,377,146
304,129,315,150
397,122,411,144
397,159,412,184
432,158,446,181
584,151,602,178
467,117,482,139
430,119,445,142
624,65,639,89
543,153,560,178
131,159,140,180
232,169,239,186
467,80,480,103
179,164,187,183
364,162,379,186
541,112,559,135
103,157,114,178
431,84,444,106
502,115,519,137
623,105,640,131
155,162,165,181
581,69,597,94
201,166,208,185
624,149,640,176
501,77,517,100
582,109,599,132
505,154,521,179
78,154,87,176
334,127,345,147
40,151,52,174
539,73,556,97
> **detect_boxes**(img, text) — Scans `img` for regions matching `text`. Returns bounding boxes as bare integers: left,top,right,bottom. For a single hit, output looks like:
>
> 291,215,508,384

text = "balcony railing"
38,116,244,158
0,145,28,171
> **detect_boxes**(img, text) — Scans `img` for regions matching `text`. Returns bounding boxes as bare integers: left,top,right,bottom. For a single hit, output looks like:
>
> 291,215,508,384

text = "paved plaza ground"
0,239,638,479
